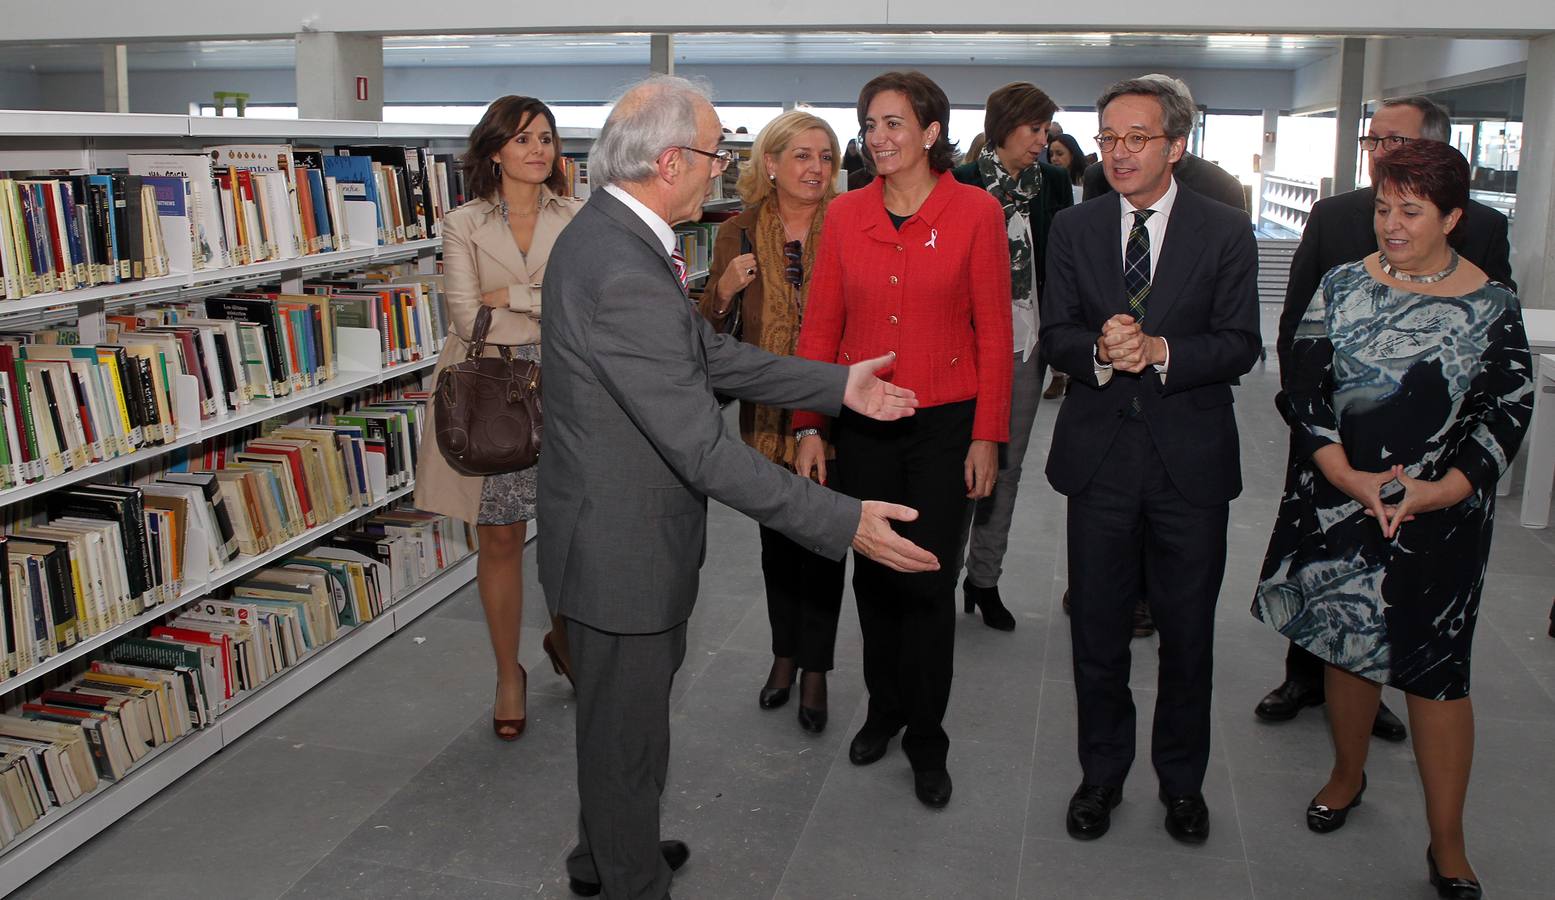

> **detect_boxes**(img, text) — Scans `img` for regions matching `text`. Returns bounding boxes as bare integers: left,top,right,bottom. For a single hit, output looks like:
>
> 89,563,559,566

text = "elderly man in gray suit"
539,75,938,900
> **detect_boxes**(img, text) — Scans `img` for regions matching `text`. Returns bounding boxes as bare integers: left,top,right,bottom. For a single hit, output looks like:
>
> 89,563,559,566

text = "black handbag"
433,306,542,476
716,229,751,343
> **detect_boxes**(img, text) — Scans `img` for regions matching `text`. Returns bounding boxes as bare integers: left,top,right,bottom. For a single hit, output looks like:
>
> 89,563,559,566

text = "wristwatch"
794,428,821,441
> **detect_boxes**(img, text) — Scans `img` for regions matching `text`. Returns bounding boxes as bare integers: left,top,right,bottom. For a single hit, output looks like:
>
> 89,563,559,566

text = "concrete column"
650,34,675,76
1332,37,1366,194
295,32,383,121
101,44,128,113
1260,108,1279,174
1513,34,1555,309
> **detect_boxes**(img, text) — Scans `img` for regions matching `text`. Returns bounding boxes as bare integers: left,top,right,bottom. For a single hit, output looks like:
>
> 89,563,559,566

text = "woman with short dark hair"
948,82,1072,631
415,95,579,741
793,70,1012,808
1253,140,1532,899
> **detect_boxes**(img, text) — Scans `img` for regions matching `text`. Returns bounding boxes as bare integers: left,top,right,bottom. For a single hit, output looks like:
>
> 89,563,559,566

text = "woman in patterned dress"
1252,140,1532,898
415,96,580,741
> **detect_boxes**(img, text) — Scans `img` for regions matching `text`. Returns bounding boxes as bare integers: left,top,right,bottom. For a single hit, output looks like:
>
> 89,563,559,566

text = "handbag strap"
467,306,494,360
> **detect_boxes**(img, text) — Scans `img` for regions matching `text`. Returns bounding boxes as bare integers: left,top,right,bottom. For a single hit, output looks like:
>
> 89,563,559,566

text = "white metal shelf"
0,109,528,142
0,352,438,510
0,551,480,893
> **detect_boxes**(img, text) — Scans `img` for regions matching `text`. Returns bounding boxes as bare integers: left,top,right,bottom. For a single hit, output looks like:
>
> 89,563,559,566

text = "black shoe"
1065,783,1123,840
1306,772,1366,833
1061,589,1071,615
963,578,1016,631
914,769,953,808
1254,679,1325,722
568,840,690,896
758,664,794,710
848,727,894,766
1132,600,1155,638
1372,701,1408,742
797,705,827,733
1160,790,1210,844
1427,846,1482,899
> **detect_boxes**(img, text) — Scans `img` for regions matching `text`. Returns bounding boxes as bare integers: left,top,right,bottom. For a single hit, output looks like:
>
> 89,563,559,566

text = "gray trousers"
564,617,688,900
961,351,1046,588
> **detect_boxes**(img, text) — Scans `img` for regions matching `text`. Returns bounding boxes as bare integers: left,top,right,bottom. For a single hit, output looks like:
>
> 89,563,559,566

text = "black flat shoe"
1254,679,1325,722
797,705,827,733
962,578,1016,631
1160,790,1210,844
848,727,894,766
1427,846,1482,899
1065,783,1123,840
568,840,690,896
914,769,953,808
1373,701,1408,742
1306,772,1366,833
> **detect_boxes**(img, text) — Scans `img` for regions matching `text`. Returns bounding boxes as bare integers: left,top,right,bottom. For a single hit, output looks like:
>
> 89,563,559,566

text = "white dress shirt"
1095,176,1177,385
604,184,677,257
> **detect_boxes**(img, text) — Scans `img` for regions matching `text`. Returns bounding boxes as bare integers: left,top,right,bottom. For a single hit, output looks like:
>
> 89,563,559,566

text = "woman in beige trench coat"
415,95,579,741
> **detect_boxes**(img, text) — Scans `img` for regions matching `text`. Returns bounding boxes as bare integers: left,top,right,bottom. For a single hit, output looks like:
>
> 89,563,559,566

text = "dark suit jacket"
1039,182,1263,507
950,159,1074,296
1274,187,1515,386
538,190,862,634
1083,153,1247,212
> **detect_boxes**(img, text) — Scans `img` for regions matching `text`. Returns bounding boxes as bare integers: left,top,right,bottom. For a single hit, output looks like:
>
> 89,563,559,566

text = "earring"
491,161,501,178
768,173,776,183
924,143,933,150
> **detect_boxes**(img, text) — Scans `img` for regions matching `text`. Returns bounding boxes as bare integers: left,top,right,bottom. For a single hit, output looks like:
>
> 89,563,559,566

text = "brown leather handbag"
433,306,542,476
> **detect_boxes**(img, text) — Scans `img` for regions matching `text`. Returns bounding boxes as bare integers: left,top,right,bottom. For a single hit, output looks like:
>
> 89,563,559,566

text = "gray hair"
1378,96,1452,142
1096,77,1197,141
589,75,713,186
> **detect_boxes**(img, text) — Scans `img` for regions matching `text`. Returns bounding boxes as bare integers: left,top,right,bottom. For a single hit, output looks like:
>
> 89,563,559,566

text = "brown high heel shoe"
543,630,574,688
493,666,527,742
1043,372,1068,400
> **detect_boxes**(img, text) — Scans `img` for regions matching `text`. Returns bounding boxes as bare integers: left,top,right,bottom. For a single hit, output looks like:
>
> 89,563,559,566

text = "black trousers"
760,525,847,671
1067,419,1227,796
832,400,973,773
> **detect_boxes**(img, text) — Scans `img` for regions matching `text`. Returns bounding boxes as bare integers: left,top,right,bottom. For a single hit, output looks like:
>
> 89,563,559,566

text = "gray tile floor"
15,361,1555,899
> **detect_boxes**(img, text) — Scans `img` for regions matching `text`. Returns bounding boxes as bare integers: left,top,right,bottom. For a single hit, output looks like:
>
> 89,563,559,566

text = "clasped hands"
1317,446,1474,539
1096,314,1166,373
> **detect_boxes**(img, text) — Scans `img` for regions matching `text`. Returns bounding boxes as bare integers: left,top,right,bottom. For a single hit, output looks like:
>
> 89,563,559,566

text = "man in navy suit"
1040,76,1261,845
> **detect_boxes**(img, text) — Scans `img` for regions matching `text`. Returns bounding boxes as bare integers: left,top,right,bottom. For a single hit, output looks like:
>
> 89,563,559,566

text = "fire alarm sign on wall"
356,77,369,101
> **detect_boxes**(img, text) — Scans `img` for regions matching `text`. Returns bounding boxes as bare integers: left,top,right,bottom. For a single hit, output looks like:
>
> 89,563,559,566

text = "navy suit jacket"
1039,182,1263,507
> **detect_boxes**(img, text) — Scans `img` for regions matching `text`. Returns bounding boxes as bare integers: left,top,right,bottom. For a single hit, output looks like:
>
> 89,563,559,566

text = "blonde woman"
696,110,845,734
416,96,578,742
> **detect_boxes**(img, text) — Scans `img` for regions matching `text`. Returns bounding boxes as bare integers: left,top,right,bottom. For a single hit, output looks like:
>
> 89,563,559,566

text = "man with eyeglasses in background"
1255,95,1514,742
1039,76,1261,847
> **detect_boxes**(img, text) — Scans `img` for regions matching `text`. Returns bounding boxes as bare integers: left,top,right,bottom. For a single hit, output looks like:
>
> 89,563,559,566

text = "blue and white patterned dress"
1252,260,1533,700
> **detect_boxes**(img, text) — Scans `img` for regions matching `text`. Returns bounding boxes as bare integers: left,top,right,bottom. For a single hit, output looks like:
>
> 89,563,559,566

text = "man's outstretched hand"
844,353,918,421
853,501,939,573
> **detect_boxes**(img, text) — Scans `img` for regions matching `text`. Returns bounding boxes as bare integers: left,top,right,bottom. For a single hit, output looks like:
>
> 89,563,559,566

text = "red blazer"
793,171,1013,442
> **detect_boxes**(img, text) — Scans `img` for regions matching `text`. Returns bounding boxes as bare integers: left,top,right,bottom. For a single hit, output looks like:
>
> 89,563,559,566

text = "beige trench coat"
414,188,582,524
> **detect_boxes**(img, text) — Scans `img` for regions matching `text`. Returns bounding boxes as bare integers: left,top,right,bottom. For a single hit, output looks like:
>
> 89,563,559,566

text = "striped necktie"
671,249,689,296
1124,209,1154,321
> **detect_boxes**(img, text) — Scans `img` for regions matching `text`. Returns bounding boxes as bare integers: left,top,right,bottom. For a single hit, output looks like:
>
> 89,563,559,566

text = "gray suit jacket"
538,190,862,634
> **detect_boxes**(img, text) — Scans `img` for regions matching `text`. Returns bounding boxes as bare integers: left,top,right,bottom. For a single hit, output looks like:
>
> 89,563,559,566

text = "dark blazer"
1083,153,1247,212
1039,182,1263,507
538,189,862,634
1274,187,1515,385
950,159,1074,296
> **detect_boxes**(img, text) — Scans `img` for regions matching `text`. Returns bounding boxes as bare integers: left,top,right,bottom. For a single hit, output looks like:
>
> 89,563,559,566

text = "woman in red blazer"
793,71,1012,809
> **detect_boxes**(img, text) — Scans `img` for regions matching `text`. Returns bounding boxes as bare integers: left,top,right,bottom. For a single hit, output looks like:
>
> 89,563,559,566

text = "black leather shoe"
797,705,827,733
758,683,791,710
1372,701,1408,742
963,578,1016,631
1254,679,1325,722
1061,589,1071,615
1065,783,1123,840
1160,790,1210,844
914,769,953,808
1427,846,1482,899
848,727,894,766
1306,772,1366,833
1132,600,1155,638
568,840,690,896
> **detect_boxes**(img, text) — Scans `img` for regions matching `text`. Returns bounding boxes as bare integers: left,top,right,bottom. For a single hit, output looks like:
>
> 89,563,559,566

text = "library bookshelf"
0,111,492,893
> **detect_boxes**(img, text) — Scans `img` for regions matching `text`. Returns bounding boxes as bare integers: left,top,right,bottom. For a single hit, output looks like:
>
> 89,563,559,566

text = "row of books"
674,223,718,276
0,502,477,846
0,143,463,301
2,390,428,680
0,274,446,491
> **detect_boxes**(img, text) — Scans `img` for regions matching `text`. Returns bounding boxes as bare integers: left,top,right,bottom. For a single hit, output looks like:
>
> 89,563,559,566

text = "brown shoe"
1043,372,1068,400
1132,601,1155,638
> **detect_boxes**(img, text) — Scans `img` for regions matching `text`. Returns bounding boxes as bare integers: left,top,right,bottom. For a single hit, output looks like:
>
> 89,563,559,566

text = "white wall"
30,62,1294,115
1291,37,1528,114
8,0,1555,42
